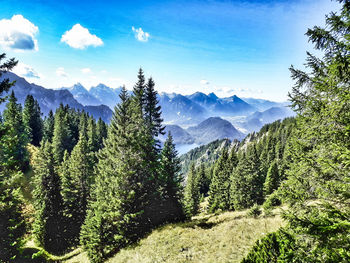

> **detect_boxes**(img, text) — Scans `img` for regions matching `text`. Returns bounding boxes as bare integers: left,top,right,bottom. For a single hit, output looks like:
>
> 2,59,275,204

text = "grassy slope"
64,208,284,263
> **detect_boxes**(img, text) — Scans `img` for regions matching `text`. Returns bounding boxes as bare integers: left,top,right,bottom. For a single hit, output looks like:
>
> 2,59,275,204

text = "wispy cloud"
81,68,92,74
13,62,40,78
200,79,209,85
61,24,103,49
132,26,150,42
56,67,68,77
0,15,39,51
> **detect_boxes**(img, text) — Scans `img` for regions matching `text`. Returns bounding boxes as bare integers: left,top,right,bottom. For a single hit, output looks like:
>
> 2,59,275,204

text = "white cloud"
61,24,103,49
13,62,40,78
0,15,39,51
81,68,92,74
56,67,68,77
200,79,209,85
132,26,150,42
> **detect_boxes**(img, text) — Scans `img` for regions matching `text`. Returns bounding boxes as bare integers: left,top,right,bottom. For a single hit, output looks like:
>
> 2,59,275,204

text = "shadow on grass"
15,247,49,263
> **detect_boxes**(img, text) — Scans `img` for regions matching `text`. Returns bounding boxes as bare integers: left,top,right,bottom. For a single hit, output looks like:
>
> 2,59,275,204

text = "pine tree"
132,68,146,114
183,164,200,218
0,53,18,104
145,77,165,139
2,91,28,172
230,143,264,210
23,95,43,146
61,129,94,246
96,117,107,150
0,55,25,261
43,110,54,143
197,163,210,197
159,132,185,222
263,160,279,196
87,116,98,153
81,86,153,262
280,1,350,261
32,141,67,253
208,148,232,212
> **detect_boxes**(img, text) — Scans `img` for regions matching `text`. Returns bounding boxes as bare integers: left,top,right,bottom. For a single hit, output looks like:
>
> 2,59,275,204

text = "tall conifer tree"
23,95,43,146
159,132,185,222
183,164,200,218
32,141,67,253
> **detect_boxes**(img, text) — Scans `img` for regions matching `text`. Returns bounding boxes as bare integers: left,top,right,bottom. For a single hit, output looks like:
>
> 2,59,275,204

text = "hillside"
60,207,284,263
0,72,113,122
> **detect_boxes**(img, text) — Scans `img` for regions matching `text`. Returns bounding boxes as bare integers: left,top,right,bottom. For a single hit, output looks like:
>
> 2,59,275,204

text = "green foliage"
2,91,29,172
42,110,54,143
52,104,81,163
96,117,107,150
81,74,174,262
241,229,296,263
247,204,261,218
180,138,231,176
263,160,279,196
159,132,185,222
278,1,350,261
208,148,235,212
0,176,25,262
0,54,26,262
60,128,95,246
183,164,200,218
0,53,18,104
32,141,67,254
230,143,264,210
23,95,43,146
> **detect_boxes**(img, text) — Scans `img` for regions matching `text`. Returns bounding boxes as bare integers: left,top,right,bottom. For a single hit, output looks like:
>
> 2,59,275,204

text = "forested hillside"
0,1,349,262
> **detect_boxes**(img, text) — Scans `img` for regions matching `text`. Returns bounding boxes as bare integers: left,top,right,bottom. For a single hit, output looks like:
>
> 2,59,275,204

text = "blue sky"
0,0,340,101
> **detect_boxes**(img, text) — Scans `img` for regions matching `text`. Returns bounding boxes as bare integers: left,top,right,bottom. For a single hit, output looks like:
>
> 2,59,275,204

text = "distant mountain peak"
208,92,218,100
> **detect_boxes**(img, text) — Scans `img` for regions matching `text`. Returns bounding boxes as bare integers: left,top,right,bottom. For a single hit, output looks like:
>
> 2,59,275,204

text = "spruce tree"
32,141,67,253
280,1,350,261
197,163,210,197
87,116,98,153
52,104,72,163
61,128,94,246
230,143,264,210
2,91,28,172
145,77,165,139
183,164,200,218
208,148,232,212
0,55,25,261
133,68,146,114
96,117,107,150
0,53,18,104
263,160,279,196
43,110,54,143
159,132,185,222
81,86,153,262
23,95,43,146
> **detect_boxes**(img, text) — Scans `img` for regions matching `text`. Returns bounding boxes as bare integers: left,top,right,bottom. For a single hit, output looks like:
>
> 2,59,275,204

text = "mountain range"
0,72,294,152
0,72,113,122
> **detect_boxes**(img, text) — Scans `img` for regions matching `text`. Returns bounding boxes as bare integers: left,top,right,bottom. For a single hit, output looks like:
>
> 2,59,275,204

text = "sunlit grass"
64,207,284,263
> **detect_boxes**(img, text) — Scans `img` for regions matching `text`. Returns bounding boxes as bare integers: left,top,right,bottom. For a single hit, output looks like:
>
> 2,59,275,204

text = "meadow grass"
63,207,284,263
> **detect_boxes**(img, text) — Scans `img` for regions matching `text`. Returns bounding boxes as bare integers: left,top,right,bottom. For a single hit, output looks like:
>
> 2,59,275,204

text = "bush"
248,204,261,218
241,229,296,263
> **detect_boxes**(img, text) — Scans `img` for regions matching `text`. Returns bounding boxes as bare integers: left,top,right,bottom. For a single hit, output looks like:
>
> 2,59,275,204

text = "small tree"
183,164,200,218
32,141,67,253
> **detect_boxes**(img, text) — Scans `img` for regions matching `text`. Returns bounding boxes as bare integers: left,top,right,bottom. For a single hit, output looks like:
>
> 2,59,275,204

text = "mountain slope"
89,84,122,109
0,72,113,122
187,117,244,145
159,125,195,145
62,83,101,106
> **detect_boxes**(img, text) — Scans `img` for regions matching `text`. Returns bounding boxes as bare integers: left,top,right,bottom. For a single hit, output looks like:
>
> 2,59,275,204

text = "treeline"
183,117,295,217
0,64,186,262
